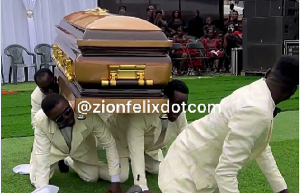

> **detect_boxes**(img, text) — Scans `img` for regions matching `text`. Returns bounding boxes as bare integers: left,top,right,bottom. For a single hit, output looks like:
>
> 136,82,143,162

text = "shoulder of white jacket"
84,113,103,124
31,86,45,100
244,87,273,115
228,79,272,109
34,109,49,125
122,113,150,120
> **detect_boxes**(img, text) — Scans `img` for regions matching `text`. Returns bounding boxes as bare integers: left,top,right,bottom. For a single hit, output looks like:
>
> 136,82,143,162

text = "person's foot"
58,159,69,173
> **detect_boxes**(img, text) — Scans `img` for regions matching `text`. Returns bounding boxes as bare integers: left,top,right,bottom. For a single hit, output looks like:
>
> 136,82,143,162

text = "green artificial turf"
1,76,299,193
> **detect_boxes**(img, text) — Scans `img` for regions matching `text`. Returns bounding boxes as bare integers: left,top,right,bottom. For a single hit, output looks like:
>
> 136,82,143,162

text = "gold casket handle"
63,59,75,82
101,65,153,86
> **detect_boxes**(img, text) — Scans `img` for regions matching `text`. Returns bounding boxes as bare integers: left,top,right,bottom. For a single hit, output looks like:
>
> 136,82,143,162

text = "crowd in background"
119,4,243,76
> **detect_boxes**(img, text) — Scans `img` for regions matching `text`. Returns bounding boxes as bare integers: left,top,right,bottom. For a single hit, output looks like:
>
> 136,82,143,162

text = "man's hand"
107,182,123,193
279,189,289,193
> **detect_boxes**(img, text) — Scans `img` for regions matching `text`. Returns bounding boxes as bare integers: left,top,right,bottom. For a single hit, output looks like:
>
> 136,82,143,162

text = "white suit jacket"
170,78,287,193
30,87,63,126
30,110,120,188
31,86,45,125
107,113,188,187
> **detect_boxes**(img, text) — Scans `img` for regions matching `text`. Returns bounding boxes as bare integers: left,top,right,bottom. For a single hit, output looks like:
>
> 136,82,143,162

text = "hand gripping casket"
52,8,172,114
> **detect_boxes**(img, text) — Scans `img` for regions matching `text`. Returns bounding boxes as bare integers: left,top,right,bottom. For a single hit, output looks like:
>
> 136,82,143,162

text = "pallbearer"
104,80,189,193
30,94,123,193
158,56,298,193
31,68,59,125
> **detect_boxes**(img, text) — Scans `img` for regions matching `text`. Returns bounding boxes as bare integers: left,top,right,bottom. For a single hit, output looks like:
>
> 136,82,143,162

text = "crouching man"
104,79,189,193
31,68,60,126
30,93,123,193
158,56,298,193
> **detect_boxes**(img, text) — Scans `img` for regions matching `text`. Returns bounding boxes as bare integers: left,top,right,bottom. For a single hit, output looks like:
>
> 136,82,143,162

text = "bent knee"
146,165,160,174
120,171,129,183
80,173,98,183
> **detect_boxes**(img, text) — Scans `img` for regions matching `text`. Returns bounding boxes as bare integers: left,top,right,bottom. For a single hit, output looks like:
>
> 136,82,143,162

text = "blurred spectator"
154,10,169,37
147,5,155,23
224,24,242,50
218,31,224,49
161,26,171,37
223,23,242,71
118,6,126,15
234,23,242,41
173,26,188,43
229,3,235,16
201,29,224,72
168,10,183,36
187,10,204,38
161,10,166,20
227,10,240,30
154,10,167,28
203,17,217,38
173,27,202,75
172,27,189,75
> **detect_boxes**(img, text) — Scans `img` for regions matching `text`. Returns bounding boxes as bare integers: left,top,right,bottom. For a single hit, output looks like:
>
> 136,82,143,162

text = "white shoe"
32,185,59,193
13,164,30,175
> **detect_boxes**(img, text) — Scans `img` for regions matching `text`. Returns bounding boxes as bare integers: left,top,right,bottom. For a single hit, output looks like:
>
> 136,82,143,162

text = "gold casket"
52,8,173,113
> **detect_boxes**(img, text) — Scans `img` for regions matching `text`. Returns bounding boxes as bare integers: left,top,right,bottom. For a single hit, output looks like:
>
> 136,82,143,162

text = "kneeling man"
105,79,189,192
30,93,123,193
158,56,298,193
31,68,60,125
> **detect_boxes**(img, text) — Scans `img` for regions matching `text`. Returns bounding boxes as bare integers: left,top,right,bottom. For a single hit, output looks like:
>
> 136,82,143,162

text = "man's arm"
31,96,41,126
126,115,148,191
32,120,51,188
256,144,288,192
92,114,121,181
215,107,270,193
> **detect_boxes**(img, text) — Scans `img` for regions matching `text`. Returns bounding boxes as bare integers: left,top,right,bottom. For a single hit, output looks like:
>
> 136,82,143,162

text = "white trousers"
158,142,219,193
30,158,105,188
97,152,161,183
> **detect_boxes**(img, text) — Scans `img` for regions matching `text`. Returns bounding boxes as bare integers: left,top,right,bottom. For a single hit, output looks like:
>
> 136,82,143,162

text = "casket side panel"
74,56,172,86
55,67,168,114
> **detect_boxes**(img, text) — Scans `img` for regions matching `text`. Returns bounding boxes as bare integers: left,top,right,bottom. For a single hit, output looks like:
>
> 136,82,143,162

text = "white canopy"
1,0,97,83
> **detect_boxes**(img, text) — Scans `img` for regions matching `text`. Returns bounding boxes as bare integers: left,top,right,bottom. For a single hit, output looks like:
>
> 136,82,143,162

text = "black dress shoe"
58,159,69,173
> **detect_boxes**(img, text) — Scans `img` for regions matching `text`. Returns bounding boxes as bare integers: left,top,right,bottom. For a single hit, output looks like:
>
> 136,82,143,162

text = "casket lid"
58,7,172,48
64,7,161,31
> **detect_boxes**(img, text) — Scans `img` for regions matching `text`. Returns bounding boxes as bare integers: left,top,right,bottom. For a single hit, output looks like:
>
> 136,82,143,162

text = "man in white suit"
158,56,299,193
105,80,189,193
30,68,73,173
31,68,59,125
30,93,123,193
30,68,111,127
30,68,111,173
